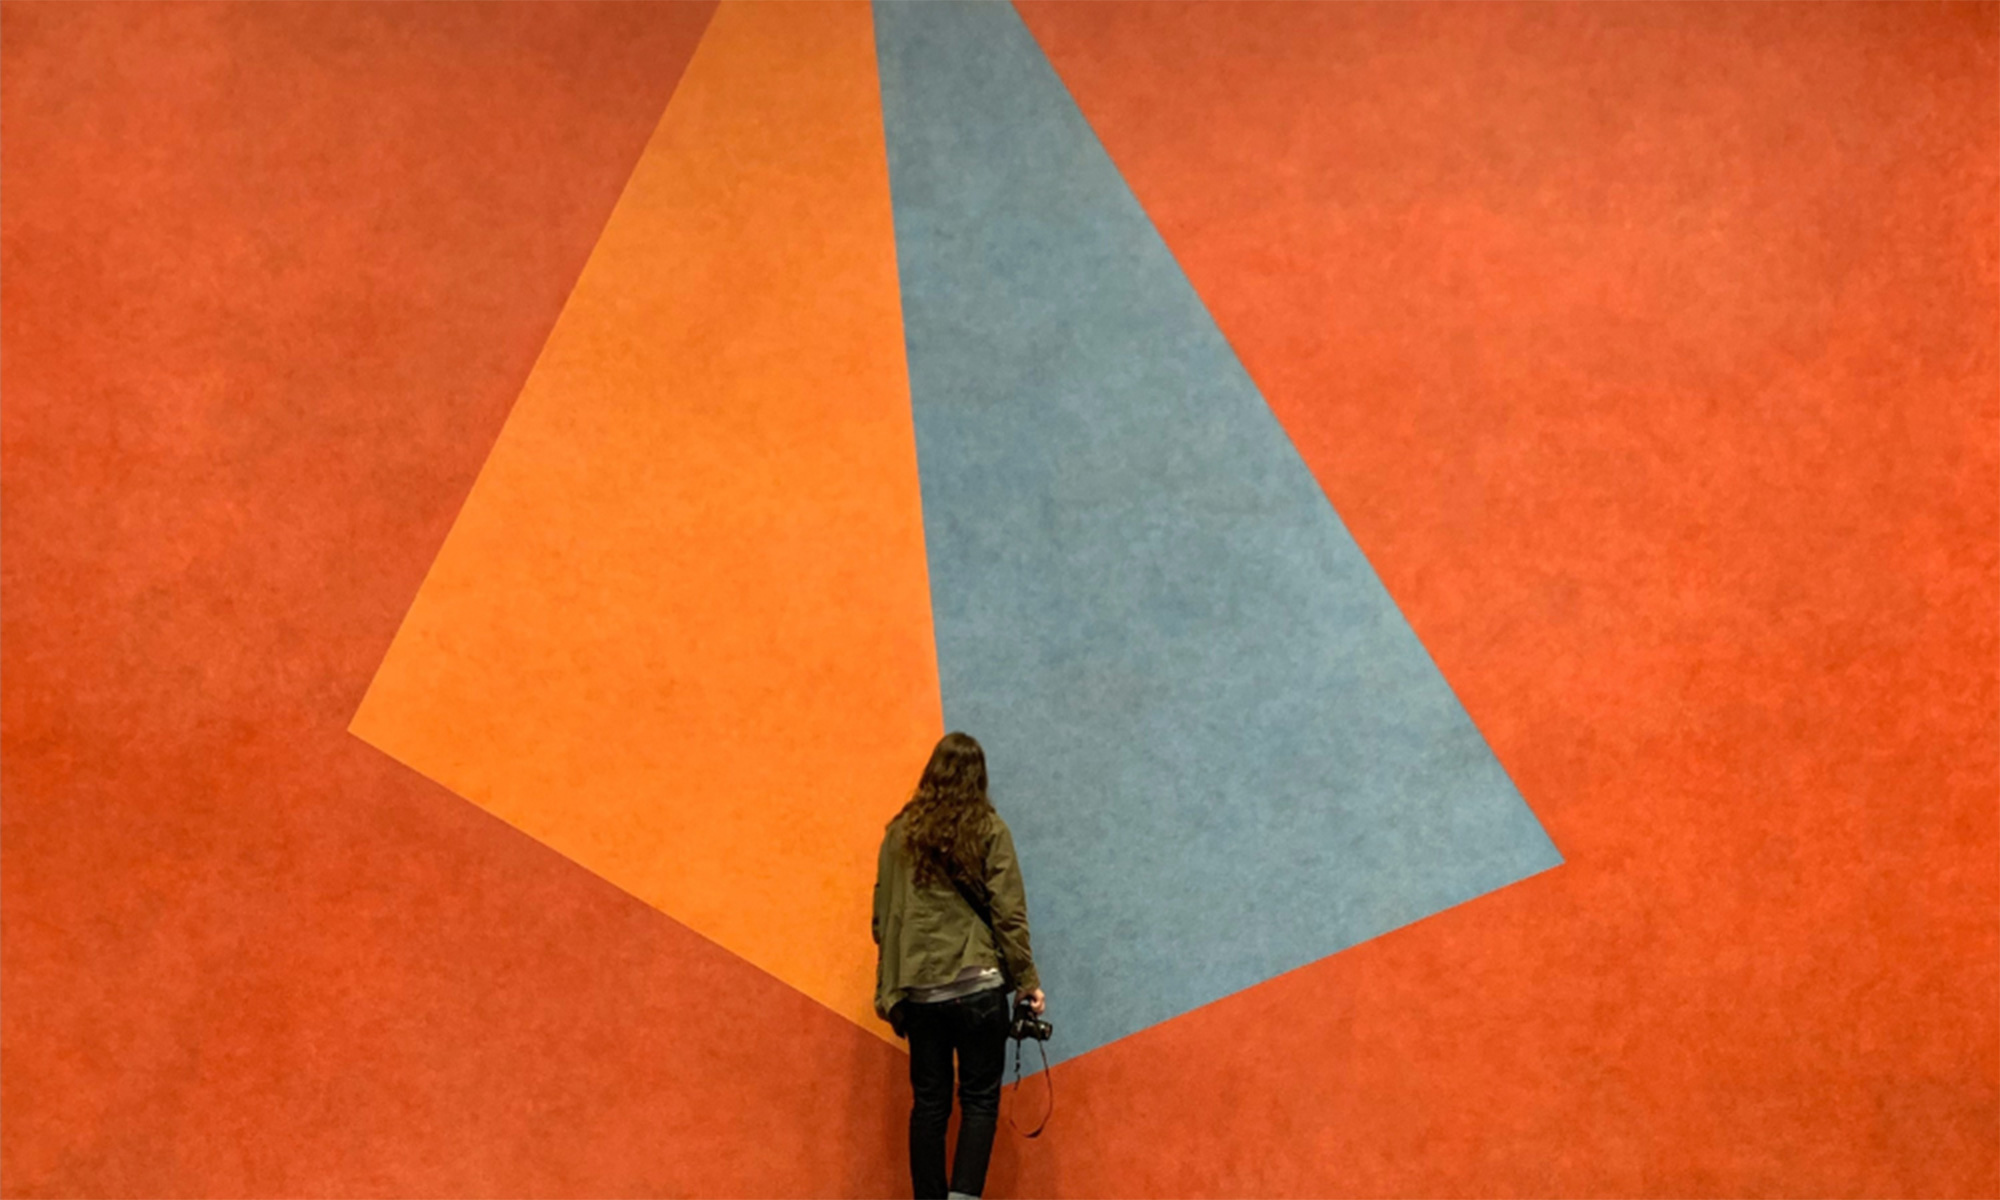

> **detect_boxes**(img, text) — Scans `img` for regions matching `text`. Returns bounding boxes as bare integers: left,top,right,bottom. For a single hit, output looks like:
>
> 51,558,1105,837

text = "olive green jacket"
872,811,1040,1025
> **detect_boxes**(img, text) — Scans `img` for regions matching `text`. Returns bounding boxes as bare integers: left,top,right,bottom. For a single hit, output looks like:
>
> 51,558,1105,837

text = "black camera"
1010,997,1052,1042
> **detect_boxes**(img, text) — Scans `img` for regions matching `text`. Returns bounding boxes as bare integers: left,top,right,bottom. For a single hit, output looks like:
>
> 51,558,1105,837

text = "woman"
873,731,1046,1200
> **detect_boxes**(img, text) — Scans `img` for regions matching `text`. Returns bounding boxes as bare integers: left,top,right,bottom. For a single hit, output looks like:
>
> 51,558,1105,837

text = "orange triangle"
350,0,937,1046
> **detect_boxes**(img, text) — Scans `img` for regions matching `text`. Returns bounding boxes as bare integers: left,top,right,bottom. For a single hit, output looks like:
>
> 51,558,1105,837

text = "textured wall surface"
349,0,939,1044
874,0,1560,1064
4,2,1994,1197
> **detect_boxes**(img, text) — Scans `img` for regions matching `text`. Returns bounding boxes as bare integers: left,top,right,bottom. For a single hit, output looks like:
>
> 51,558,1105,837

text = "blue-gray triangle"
873,0,1563,1069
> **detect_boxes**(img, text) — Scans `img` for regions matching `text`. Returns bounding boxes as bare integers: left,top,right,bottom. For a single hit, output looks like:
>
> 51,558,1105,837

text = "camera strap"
1007,1031,1053,1138
943,866,1053,1138
943,867,995,939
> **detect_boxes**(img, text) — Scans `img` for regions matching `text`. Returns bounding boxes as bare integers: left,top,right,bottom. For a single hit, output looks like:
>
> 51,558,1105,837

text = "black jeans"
903,983,1010,1199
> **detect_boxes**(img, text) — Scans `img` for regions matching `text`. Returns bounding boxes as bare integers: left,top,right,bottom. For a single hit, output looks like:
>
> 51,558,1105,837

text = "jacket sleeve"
983,819,1040,993
872,832,889,947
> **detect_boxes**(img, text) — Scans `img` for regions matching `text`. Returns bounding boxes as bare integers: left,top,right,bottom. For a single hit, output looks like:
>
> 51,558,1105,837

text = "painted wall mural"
4,2,1994,1196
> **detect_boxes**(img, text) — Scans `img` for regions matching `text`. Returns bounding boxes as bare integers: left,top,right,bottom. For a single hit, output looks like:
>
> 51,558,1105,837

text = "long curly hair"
891,731,996,892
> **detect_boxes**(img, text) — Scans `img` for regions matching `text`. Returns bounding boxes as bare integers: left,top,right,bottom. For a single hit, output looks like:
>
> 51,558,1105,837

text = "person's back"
873,732,1044,1200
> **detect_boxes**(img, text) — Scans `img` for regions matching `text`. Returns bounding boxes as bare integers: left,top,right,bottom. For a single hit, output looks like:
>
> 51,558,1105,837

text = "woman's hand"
1019,987,1045,1015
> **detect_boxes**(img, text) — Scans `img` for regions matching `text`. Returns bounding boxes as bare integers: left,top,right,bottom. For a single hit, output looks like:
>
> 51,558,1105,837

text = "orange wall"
3,3,1994,1196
